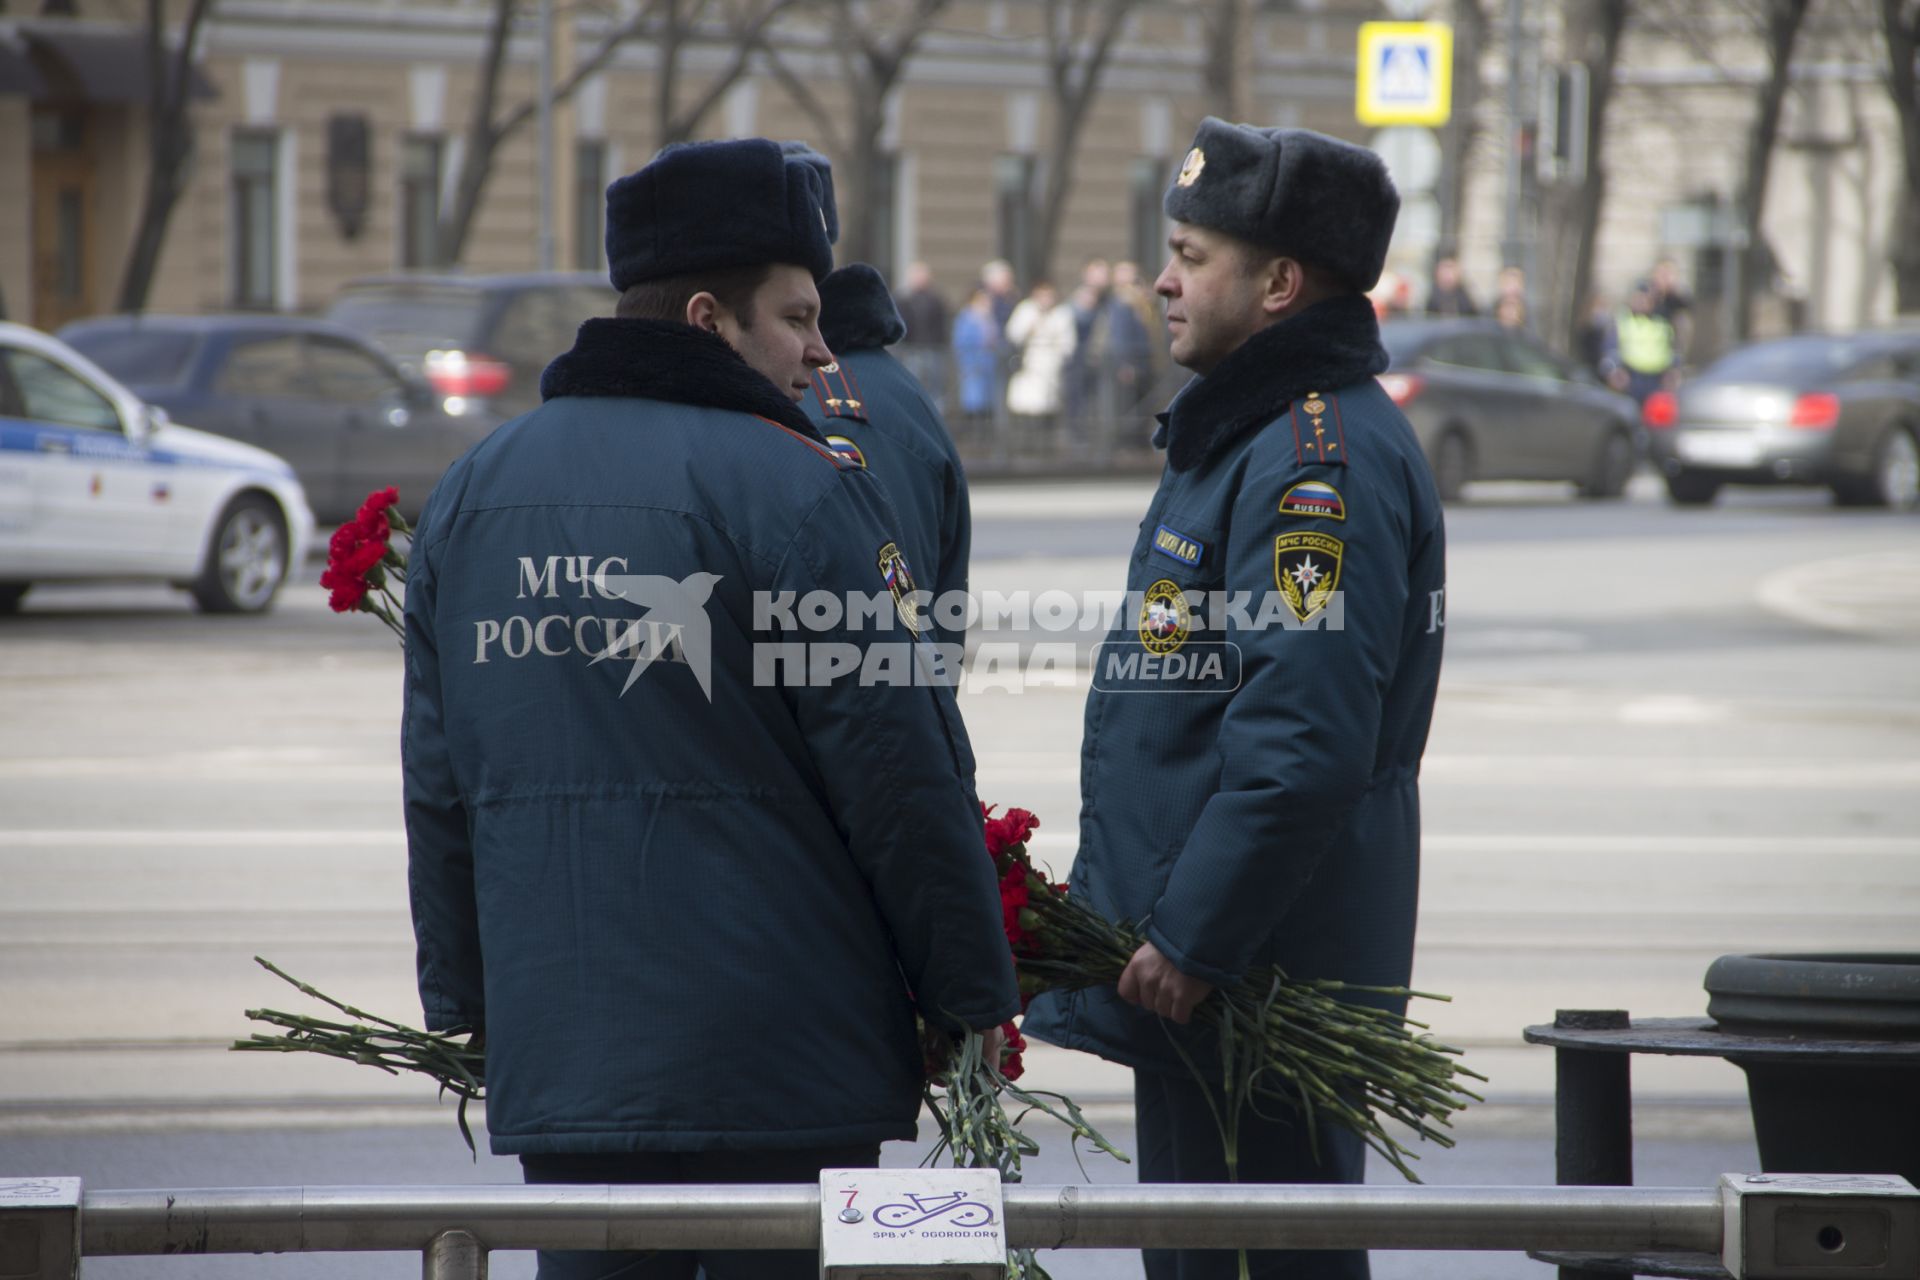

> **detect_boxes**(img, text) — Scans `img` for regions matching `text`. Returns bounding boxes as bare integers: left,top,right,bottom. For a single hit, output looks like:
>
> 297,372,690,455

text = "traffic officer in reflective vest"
402,137,1017,1280
1023,118,1447,1280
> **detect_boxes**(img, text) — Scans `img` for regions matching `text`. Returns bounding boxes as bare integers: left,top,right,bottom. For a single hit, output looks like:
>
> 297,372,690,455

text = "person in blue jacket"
402,138,1019,1280
804,263,972,657
1021,119,1447,1280
779,144,972,659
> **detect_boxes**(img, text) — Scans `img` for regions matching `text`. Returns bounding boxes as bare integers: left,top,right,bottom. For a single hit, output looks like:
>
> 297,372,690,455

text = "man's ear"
685,291,722,333
1261,258,1311,317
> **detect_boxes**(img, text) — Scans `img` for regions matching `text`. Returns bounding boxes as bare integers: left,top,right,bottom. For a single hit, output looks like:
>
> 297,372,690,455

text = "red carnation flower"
982,805,1039,861
998,1020,1026,1081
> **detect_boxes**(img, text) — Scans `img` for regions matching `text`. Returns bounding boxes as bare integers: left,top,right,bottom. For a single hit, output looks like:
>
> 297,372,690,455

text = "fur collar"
818,264,908,352
1154,293,1387,472
539,318,824,440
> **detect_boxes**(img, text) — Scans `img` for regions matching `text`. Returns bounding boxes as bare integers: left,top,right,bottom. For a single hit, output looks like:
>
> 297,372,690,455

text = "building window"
995,153,1037,284
231,130,280,309
1131,156,1169,275
400,134,444,269
870,152,900,285
574,139,606,272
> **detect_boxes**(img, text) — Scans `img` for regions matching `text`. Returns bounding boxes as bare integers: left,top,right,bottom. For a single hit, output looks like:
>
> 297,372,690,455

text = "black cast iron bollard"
1553,1010,1635,1280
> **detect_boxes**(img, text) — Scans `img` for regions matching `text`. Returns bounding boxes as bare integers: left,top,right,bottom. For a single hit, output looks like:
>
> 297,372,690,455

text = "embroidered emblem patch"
1273,531,1343,622
1139,578,1192,655
1177,147,1206,188
1278,481,1346,522
1151,523,1205,567
826,435,867,468
877,541,922,634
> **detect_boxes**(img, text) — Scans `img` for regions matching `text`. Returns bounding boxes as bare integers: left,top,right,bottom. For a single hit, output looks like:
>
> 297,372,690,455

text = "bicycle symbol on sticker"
873,1192,998,1229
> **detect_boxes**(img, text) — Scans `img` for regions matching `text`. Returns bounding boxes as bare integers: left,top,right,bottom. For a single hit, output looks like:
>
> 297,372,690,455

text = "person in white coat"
1005,282,1077,419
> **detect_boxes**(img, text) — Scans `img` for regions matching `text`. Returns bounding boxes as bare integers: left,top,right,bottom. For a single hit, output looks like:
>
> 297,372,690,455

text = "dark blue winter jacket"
803,265,971,654
1022,294,1446,1073
402,318,1019,1155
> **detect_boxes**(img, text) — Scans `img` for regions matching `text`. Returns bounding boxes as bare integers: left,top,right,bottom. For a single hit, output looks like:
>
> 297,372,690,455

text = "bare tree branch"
118,0,218,312
1031,0,1138,283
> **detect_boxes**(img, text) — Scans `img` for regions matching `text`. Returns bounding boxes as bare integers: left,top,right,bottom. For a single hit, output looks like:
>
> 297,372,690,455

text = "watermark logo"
590,572,722,699
469,551,1407,698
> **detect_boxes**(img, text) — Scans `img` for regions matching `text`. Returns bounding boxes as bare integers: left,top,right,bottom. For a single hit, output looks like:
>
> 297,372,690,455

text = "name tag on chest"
1151,523,1205,568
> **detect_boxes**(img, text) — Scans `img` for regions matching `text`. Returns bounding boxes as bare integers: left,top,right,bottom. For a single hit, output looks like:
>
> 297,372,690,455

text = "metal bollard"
423,1228,487,1280
0,1179,80,1280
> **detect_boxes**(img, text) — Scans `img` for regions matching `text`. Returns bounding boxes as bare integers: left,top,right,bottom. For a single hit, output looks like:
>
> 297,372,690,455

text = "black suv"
325,272,615,427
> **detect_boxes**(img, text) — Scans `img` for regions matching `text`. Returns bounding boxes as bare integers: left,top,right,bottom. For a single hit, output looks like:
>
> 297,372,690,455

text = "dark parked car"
1379,319,1642,501
324,272,614,426
1642,330,1920,509
58,314,486,525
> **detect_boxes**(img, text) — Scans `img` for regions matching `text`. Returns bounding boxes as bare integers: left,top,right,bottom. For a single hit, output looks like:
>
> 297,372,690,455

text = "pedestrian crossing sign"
1356,22,1453,127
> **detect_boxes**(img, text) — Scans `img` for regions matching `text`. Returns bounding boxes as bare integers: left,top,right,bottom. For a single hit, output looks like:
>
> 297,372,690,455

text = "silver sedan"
1644,331,1920,509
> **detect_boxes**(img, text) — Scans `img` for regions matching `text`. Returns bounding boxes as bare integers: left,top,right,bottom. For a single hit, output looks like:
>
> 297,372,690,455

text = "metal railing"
5,1172,1910,1279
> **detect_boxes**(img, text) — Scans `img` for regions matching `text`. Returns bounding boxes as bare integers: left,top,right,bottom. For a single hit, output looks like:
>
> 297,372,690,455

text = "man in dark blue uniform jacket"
1022,119,1447,1280
803,262,972,656
402,138,1019,1280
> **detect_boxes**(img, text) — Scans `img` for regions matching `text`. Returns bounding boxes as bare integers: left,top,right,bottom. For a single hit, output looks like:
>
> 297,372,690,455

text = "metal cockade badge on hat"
1177,146,1206,187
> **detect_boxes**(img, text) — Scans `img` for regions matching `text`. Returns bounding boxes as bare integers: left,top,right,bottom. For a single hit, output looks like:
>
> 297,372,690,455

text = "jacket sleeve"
773,469,1019,1036
936,431,971,660
402,498,485,1034
1145,457,1413,987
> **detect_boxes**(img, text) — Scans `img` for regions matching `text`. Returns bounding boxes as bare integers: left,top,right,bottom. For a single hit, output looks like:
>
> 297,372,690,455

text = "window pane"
1500,337,1563,379
4,349,121,432
401,136,443,269
216,336,308,397
56,188,84,299
995,154,1036,282
871,153,898,284
63,330,201,387
487,287,608,368
233,133,276,178
574,140,606,272
327,287,484,363
1130,157,1167,275
1427,337,1502,373
232,130,279,309
307,339,403,403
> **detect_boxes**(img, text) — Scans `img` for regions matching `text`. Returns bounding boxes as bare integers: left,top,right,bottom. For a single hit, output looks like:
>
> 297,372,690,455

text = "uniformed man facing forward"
402,138,1018,1280
1022,119,1447,1280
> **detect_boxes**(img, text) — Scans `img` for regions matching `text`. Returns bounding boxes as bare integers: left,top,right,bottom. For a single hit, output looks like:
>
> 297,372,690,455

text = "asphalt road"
2,472,1915,1278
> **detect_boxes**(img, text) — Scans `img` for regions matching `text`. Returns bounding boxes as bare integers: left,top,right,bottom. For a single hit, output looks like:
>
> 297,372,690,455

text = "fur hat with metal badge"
1163,117,1400,293
604,137,835,290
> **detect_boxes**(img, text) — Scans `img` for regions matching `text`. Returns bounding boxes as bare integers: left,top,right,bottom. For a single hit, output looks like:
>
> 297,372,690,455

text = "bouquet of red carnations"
319,486,409,638
969,805,1482,1182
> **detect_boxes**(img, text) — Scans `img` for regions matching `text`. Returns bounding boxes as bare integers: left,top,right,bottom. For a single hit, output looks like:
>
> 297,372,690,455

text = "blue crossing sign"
1356,22,1453,127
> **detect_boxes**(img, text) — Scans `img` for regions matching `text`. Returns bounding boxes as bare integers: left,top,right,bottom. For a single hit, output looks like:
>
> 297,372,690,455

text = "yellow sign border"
1356,21,1453,127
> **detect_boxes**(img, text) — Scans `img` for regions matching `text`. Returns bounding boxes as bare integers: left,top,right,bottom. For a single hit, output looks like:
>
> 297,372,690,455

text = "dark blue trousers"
1135,1068,1369,1280
521,1144,880,1280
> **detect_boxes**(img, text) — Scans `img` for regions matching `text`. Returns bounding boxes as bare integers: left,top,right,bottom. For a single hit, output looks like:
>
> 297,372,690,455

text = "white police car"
0,322,314,614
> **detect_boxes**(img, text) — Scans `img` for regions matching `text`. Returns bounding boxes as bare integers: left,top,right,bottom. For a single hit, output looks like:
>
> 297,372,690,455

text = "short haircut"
616,263,773,327
1239,244,1348,297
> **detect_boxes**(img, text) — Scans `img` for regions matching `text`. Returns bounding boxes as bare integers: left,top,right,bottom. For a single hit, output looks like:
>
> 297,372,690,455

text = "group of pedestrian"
1380,256,1532,332
903,255,1160,428
401,117,1443,1280
1380,250,1694,406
